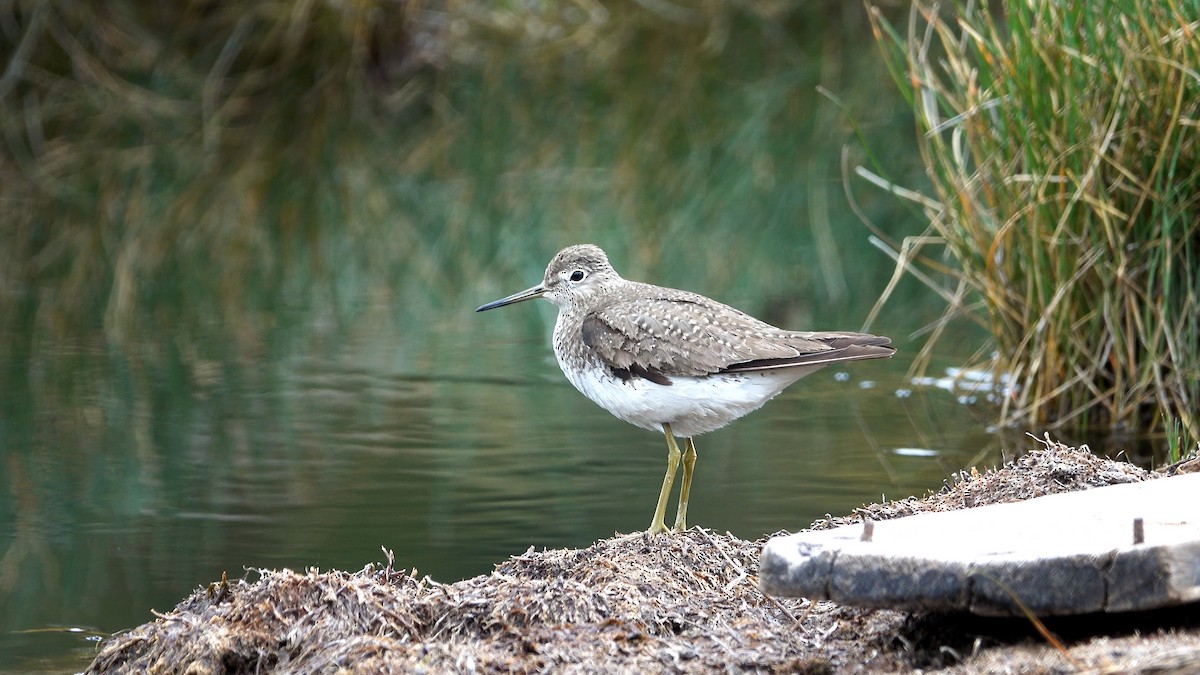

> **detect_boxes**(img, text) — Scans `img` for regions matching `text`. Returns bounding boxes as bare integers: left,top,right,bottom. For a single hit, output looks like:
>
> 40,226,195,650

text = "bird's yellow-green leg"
672,438,697,533
648,423,682,534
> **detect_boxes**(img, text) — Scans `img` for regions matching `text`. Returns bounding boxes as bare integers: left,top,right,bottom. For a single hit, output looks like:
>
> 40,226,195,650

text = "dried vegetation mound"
87,530,839,673
88,441,1194,674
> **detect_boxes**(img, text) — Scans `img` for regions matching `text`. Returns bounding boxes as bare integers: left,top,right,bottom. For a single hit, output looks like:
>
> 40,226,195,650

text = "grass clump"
868,1,1200,436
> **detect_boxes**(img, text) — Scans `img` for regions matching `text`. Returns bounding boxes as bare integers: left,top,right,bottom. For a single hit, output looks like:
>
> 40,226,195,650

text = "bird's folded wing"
580,296,838,377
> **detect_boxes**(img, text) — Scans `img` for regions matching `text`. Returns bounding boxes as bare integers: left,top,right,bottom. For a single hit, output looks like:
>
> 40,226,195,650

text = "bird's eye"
569,270,586,282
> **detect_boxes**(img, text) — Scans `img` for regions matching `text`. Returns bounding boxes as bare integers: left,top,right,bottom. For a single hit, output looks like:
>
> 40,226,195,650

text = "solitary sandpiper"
477,244,895,534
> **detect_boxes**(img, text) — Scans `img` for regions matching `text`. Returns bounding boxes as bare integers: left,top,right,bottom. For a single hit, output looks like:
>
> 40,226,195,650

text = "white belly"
558,361,820,438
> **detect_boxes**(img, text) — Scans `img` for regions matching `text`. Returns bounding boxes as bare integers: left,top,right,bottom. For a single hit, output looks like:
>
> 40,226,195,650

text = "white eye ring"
569,269,586,282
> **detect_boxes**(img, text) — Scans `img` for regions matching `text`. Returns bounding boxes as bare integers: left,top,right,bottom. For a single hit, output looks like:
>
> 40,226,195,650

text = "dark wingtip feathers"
722,333,895,373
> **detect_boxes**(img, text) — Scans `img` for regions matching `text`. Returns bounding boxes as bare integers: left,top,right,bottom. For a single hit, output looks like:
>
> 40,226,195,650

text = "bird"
476,244,895,534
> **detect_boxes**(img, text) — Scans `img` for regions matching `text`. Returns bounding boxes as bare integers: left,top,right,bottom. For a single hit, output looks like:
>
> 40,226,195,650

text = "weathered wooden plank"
759,473,1200,616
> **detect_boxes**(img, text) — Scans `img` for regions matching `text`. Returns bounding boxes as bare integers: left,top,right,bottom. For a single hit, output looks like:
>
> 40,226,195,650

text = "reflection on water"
0,301,1008,670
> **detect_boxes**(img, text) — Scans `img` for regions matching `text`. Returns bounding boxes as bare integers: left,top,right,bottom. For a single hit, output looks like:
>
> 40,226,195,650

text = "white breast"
556,358,818,438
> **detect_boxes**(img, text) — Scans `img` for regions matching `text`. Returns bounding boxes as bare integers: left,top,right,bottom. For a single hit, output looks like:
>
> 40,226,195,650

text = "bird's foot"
611,525,668,542
646,520,671,535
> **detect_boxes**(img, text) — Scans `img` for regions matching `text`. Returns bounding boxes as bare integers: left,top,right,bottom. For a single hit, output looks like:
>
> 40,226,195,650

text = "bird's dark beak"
476,284,546,312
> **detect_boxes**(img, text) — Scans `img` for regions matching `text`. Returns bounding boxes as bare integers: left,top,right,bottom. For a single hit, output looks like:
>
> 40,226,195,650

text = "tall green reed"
869,1,1200,435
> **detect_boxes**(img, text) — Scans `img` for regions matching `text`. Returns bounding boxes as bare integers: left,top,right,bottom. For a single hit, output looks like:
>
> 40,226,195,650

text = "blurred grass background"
0,0,926,353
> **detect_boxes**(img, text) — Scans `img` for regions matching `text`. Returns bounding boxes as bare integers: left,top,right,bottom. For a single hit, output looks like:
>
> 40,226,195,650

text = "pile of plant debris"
86,439,1200,673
